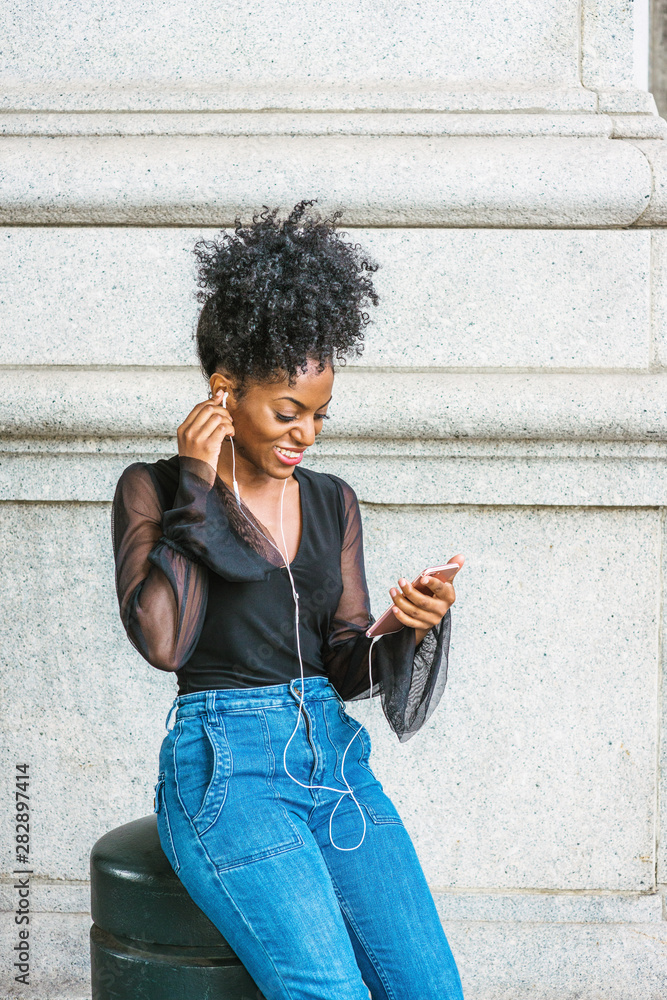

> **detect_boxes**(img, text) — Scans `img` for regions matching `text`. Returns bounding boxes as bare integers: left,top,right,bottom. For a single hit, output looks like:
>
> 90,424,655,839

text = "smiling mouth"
274,446,305,459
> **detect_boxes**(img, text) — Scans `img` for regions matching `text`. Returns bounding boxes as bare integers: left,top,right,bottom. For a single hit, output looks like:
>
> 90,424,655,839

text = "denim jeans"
154,674,465,1000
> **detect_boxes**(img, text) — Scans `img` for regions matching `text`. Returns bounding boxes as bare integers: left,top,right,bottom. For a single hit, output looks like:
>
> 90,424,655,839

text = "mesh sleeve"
111,461,209,672
323,479,452,742
111,455,281,673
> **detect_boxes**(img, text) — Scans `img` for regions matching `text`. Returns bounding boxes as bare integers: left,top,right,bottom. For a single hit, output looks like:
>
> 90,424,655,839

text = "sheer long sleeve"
324,478,452,743
111,455,279,672
111,460,208,671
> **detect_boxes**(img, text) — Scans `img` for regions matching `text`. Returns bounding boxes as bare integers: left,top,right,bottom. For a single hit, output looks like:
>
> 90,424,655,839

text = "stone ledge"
3,111,664,141
0,135,652,227
0,85,656,117
2,879,661,923
1,899,664,1000
1,369,666,443
597,90,659,114
4,371,667,505
7,444,667,506
0,880,90,914
2,924,667,1000
0,111,664,140
612,115,667,140
0,227,651,370
0,85,600,114
448,920,667,1000
629,140,667,225
434,889,665,923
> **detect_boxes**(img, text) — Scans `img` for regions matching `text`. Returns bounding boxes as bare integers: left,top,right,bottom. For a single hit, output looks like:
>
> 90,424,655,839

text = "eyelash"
276,413,330,423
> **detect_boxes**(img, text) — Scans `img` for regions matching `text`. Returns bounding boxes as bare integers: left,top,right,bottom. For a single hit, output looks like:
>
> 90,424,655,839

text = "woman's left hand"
389,572,457,646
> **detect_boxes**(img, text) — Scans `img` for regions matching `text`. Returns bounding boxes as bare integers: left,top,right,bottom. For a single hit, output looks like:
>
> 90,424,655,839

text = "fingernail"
390,588,397,597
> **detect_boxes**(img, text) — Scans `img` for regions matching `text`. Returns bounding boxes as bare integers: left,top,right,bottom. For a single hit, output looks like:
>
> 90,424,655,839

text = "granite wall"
1,1,667,997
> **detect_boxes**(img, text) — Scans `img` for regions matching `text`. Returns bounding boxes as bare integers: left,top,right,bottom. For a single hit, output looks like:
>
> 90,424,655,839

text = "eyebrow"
276,395,333,409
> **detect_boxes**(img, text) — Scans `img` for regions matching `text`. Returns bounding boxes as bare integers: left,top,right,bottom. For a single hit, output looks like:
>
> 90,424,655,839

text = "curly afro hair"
192,200,379,398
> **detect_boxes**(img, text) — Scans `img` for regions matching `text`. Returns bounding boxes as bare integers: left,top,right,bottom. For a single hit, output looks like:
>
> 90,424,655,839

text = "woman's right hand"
177,388,235,471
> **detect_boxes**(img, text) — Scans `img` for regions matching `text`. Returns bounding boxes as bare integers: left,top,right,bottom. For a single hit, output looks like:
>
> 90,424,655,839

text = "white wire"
223,417,380,851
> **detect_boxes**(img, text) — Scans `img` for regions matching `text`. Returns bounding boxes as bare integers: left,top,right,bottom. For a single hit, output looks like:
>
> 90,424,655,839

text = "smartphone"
365,558,464,638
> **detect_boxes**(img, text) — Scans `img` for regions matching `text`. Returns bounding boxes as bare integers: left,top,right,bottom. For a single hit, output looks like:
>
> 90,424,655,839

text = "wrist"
178,454,217,487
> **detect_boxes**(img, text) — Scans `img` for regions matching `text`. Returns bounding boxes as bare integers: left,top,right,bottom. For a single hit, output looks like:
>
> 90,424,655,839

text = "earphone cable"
222,421,381,851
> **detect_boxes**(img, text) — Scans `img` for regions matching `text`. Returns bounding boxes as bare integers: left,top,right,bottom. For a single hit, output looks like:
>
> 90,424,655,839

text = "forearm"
414,626,429,646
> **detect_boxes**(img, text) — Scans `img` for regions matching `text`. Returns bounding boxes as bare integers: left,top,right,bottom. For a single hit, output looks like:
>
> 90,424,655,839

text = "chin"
257,452,294,477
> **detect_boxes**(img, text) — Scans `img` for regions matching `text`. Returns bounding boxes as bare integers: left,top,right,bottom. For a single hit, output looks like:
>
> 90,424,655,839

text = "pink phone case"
365,562,463,638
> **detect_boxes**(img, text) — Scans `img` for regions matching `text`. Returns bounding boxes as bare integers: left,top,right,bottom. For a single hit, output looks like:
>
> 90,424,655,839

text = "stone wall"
1,1,667,998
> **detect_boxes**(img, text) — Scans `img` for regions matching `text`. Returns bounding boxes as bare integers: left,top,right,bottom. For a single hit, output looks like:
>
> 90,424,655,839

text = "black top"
111,454,451,742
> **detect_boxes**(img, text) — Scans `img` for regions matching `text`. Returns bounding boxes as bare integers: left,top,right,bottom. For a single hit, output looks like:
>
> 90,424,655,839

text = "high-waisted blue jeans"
154,674,464,1000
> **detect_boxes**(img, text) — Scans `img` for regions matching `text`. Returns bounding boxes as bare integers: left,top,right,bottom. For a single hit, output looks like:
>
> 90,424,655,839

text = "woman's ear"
209,376,233,401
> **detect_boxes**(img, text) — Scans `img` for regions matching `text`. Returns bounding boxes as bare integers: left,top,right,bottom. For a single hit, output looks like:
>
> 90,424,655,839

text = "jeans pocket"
337,707,404,826
201,808,305,872
154,772,181,873
361,794,405,826
195,709,305,872
337,705,375,776
173,717,231,837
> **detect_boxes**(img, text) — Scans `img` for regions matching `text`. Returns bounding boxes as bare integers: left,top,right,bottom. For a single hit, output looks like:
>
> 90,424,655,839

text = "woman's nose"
292,418,317,446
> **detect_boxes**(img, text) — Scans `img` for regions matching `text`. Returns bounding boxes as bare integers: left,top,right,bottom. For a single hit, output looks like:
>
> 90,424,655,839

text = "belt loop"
289,677,303,701
165,696,179,732
329,682,345,707
326,679,345,708
205,690,219,726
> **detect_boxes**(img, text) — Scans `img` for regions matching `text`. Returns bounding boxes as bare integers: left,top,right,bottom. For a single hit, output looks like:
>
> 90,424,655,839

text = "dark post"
90,815,263,1000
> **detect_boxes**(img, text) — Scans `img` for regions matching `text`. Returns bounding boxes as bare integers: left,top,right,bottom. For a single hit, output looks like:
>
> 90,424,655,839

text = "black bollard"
90,814,262,1000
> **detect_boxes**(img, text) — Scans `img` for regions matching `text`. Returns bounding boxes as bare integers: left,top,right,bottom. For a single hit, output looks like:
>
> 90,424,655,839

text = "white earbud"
220,390,241,504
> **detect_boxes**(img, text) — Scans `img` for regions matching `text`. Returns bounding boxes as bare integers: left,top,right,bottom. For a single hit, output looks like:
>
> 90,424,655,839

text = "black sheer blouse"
111,454,451,742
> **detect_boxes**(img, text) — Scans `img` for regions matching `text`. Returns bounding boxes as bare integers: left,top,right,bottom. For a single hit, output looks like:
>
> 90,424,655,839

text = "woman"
111,201,465,1000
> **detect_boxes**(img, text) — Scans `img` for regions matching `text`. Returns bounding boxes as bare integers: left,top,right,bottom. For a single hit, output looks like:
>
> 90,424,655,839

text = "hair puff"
193,199,380,397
